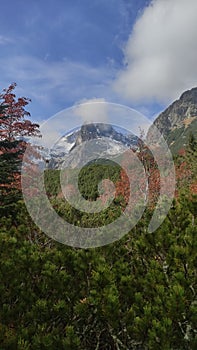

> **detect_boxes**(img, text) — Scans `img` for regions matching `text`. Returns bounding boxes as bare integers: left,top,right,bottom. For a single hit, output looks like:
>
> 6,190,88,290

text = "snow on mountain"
46,123,138,169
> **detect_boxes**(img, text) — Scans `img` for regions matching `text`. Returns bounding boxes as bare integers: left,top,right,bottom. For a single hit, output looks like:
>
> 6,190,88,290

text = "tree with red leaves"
115,136,161,211
0,83,40,213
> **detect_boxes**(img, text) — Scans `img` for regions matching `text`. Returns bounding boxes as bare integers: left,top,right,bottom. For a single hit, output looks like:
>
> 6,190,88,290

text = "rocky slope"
49,123,138,169
149,87,197,153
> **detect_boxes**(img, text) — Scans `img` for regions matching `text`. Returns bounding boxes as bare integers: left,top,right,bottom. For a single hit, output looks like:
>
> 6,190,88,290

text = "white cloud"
74,98,109,124
0,54,115,121
114,0,197,103
33,100,152,149
34,99,109,149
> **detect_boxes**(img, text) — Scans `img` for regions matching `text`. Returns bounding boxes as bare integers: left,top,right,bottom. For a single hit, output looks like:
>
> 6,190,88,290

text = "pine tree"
187,132,197,179
0,83,40,214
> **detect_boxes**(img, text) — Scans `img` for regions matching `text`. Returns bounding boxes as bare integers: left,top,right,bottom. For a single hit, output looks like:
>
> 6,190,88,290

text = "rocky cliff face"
148,87,197,153
49,123,138,169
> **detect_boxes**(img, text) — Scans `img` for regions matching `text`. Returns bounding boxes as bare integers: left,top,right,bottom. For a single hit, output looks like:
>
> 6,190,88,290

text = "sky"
0,0,197,126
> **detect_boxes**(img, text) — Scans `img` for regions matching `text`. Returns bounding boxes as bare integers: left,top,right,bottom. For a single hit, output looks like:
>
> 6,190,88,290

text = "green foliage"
186,132,197,179
78,160,121,200
1,101,197,349
44,162,125,228
44,160,121,200
0,103,22,213
0,193,196,349
44,169,61,197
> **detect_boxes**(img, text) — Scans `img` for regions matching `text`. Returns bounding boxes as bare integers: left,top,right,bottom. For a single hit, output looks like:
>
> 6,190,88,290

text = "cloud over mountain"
114,0,197,104
74,98,109,124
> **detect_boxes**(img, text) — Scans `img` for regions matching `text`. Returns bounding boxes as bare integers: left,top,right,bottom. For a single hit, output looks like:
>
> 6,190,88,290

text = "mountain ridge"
48,123,138,169
149,87,197,153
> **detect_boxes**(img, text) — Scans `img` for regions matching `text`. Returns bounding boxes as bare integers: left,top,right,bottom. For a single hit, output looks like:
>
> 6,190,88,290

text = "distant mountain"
148,87,197,153
48,123,138,169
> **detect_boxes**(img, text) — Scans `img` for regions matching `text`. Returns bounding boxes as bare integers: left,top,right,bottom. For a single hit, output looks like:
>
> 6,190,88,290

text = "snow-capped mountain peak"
48,123,138,169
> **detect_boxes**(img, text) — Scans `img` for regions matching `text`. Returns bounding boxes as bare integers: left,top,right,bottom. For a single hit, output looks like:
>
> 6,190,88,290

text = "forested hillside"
0,85,197,349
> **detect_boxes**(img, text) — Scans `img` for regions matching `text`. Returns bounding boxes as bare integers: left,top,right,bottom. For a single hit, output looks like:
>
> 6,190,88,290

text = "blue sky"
0,0,196,124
